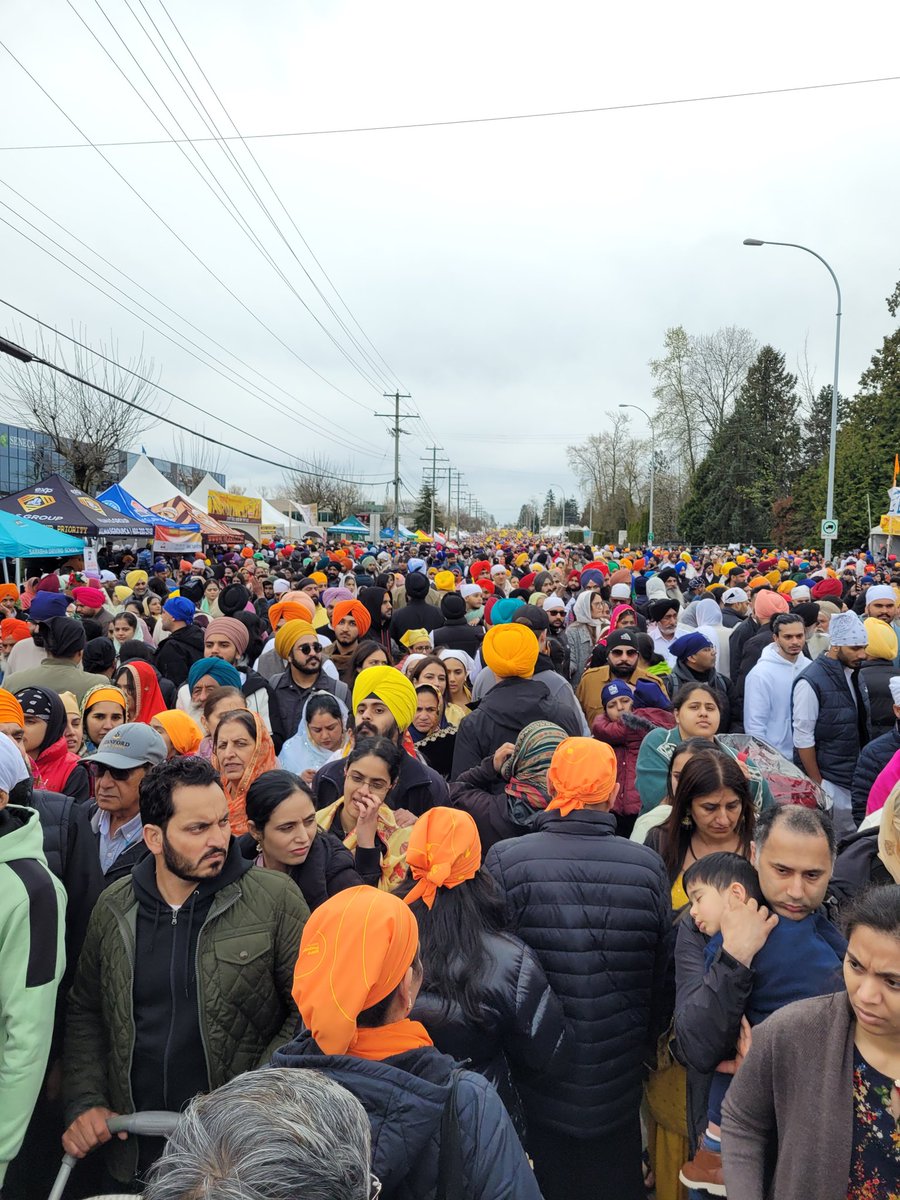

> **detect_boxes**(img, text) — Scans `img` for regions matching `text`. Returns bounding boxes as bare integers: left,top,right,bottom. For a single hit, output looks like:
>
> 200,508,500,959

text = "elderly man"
313,665,448,820
145,1069,371,1200
792,610,869,839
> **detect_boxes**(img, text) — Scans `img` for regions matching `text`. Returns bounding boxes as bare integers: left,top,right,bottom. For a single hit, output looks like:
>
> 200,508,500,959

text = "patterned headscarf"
502,720,569,815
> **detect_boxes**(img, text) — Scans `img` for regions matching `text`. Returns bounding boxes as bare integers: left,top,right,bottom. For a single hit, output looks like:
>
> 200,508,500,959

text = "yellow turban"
778,558,789,571
433,571,455,592
114,586,132,604
352,665,417,731
309,572,328,585
514,552,529,567
125,570,148,589
736,554,748,565
778,580,796,594
274,619,317,660
766,570,782,586
482,623,539,679
865,617,898,662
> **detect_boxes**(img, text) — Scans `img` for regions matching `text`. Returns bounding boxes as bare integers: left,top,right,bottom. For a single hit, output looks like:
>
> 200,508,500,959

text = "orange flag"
894,454,899,488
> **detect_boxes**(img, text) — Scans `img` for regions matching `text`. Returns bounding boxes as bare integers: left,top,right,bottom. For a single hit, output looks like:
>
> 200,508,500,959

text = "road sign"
821,518,839,538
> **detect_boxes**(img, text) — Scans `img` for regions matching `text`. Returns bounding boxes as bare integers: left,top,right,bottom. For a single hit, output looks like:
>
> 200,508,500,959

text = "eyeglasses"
370,1174,382,1199
89,762,139,782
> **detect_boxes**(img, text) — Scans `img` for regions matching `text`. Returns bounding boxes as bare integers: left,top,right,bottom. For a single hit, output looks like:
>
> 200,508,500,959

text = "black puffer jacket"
272,1036,542,1200
450,677,584,780
237,828,363,912
411,929,566,1132
431,619,485,657
154,623,206,689
484,810,674,1136
828,828,894,911
850,727,900,825
859,659,898,739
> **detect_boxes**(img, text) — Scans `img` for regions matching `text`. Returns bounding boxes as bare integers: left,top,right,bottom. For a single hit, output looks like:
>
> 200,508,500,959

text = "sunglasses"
296,643,319,655
89,762,138,782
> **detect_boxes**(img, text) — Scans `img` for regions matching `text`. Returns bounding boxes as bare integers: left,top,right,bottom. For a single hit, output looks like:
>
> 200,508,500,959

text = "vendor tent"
97,483,200,531
151,494,241,543
118,454,187,509
326,515,370,540
0,508,86,557
0,474,152,538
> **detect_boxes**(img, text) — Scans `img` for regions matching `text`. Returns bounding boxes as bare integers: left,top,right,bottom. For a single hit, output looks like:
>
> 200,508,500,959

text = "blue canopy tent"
326,515,370,541
97,483,200,531
0,509,86,557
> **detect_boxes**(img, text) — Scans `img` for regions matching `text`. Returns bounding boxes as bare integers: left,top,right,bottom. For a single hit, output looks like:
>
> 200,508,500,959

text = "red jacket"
591,707,675,815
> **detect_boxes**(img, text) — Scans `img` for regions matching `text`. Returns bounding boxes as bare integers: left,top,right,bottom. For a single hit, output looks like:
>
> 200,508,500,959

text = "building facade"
0,423,225,497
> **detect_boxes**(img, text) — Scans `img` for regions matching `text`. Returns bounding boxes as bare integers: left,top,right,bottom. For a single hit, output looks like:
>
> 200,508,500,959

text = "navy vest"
792,655,861,788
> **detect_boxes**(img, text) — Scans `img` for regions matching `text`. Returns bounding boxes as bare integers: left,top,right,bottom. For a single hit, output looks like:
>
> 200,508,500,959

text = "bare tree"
567,413,654,539
1,328,162,494
280,454,366,523
169,432,226,495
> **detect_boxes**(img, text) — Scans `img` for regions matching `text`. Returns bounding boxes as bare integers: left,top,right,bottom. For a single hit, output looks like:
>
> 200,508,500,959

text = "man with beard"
791,610,870,840
543,594,571,678
576,629,669,727
270,620,350,740
62,755,308,1191
647,597,680,666
313,665,448,821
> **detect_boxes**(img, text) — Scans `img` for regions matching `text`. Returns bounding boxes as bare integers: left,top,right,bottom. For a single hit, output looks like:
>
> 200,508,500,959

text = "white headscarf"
437,647,476,679
0,733,29,795
572,590,605,628
279,691,349,776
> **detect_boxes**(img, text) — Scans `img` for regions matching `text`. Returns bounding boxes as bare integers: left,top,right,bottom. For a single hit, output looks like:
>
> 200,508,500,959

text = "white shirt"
791,666,857,750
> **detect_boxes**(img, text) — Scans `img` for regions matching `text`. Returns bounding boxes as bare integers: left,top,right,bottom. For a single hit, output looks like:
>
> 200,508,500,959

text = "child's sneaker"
679,1146,727,1196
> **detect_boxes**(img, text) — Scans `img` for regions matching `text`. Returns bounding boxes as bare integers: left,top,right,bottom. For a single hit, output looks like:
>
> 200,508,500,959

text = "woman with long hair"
396,807,566,1135
316,736,410,889
212,709,278,835
241,768,363,910
723,886,900,1198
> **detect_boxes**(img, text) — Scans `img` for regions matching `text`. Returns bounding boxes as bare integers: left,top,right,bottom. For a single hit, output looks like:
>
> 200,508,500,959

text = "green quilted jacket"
62,862,309,1181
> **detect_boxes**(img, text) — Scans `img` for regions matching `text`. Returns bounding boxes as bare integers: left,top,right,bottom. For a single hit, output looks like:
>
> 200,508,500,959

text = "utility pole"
455,471,464,542
420,446,447,537
375,392,415,536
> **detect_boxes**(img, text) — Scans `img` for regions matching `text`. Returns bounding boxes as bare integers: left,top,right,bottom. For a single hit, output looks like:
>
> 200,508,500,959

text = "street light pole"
619,404,655,545
743,238,842,562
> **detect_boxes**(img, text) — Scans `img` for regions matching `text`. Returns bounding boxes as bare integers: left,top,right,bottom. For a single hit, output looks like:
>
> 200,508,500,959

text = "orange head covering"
268,598,316,630
152,710,204,756
332,599,372,638
1,618,31,643
0,584,20,603
293,887,420,1055
403,808,481,910
309,571,328,585
482,623,539,678
0,688,25,728
547,737,617,817
80,684,128,717
213,711,277,835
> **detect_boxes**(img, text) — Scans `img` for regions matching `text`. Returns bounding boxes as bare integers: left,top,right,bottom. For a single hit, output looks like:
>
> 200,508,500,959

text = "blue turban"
668,631,714,661
164,596,196,624
29,592,70,621
187,657,242,691
491,597,526,625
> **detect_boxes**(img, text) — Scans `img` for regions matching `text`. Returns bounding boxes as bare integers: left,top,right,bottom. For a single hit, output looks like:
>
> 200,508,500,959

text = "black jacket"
450,677,584,780
237,828,362,912
431,619,485,657
721,609,746,630
271,1036,542,1200
448,756,531,854
828,828,893,911
728,616,760,684
859,659,898,739
390,599,445,642
242,667,286,753
313,749,449,818
851,727,900,825
793,654,865,789
484,810,674,1137
411,929,566,1133
154,624,206,690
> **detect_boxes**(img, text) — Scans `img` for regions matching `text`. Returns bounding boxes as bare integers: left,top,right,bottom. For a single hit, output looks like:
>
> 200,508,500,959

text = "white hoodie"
743,642,809,759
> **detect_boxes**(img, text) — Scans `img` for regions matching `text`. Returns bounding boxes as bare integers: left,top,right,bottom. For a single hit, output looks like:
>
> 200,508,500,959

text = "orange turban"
482,623,539,679
1,618,30,643
332,599,372,637
404,808,481,909
268,599,316,630
152,710,204,755
0,688,25,728
309,572,328,585
293,887,419,1055
0,584,19,603
547,737,617,817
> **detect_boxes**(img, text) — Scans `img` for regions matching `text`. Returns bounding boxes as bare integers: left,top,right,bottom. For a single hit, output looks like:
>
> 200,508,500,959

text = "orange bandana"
404,807,481,909
293,887,423,1056
547,737,617,817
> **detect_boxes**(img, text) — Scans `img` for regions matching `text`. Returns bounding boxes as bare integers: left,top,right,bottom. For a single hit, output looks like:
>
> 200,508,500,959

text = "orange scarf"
348,1019,433,1060
214,713,278,834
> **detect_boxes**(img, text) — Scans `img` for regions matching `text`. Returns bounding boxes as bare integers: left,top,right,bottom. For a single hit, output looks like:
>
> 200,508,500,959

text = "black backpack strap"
436,1069,464,1200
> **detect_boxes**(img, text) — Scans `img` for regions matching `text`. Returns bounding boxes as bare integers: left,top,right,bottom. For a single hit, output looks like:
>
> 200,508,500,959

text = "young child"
678,852,846,1196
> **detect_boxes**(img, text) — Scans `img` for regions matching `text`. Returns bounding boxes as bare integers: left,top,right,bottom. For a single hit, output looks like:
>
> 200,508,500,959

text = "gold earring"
681,814,693,828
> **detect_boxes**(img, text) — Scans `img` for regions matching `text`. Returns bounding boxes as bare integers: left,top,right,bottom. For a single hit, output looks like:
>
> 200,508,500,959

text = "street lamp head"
743,238,765,246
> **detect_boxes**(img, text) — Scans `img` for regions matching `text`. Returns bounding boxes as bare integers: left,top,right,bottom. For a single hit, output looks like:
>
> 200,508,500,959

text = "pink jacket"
866,745,900,816
591,706,675,815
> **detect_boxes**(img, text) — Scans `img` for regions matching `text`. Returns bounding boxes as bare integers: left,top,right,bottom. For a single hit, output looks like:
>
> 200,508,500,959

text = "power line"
1,73,896,151
0,325,395,487
0,35,380,412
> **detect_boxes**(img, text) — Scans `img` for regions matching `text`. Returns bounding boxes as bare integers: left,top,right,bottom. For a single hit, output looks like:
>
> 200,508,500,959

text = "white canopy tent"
119,455,189,509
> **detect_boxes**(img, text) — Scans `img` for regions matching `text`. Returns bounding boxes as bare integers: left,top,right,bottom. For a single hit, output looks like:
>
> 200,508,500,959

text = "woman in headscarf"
279,691,349,786
177,656,243,722
449,720,569,853
240,769,363,911
59,690,83,755
566,589,608,683
200,579,222,618
397,807,566,1135
316,736,411,889
212,708,278,834
15,685,90,802
113,660,167,724
272,887,542,1200
150,709,204,758
80,684,127,754
437,648,475,714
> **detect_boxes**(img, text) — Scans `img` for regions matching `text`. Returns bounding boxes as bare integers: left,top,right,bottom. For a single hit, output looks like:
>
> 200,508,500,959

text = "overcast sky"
2,0,899,522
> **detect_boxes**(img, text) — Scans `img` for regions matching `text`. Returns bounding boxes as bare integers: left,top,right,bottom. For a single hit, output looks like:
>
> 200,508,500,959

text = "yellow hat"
766,570,782,587
125,570,148,589
274,619,317,660
778,558,789,571
482,623,539,679
114,586,132,604
400,628,431,650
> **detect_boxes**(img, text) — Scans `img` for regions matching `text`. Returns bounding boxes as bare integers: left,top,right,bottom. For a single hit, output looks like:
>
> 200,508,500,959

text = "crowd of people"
1,534,900,1199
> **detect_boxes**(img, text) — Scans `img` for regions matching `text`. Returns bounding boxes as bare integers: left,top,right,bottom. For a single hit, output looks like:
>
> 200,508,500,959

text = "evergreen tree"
679,346,801,544
413,482,444,532
542,489,556,525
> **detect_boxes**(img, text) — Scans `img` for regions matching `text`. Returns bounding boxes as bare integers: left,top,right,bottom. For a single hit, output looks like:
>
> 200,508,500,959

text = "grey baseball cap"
84,723,167,769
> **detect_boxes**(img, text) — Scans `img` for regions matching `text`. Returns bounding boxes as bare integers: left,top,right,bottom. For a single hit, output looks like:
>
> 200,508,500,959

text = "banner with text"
208,491,262,523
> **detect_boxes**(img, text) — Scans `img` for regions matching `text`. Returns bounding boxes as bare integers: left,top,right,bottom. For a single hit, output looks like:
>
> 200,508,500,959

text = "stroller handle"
107,1110,181,1137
